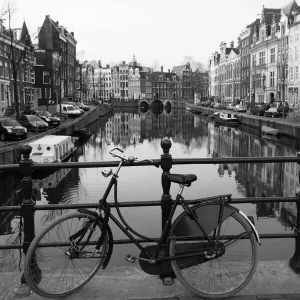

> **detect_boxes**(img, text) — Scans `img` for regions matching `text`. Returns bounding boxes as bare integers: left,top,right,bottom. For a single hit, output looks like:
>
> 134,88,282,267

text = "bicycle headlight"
102,168,112,177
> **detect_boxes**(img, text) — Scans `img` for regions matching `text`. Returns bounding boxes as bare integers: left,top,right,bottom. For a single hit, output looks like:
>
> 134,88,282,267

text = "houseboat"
213,111,239,126
28,135,76,163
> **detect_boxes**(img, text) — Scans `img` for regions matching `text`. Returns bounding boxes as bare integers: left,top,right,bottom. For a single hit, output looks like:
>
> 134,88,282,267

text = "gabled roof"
282,0,299,16
172,65,186,74
19,21,33,47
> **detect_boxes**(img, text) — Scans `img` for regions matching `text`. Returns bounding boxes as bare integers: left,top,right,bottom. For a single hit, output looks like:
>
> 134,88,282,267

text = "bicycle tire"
169,202,257,299
24,211,109,298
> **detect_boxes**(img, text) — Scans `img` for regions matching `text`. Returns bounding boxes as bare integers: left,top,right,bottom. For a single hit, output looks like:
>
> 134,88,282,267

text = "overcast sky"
3,0,295,70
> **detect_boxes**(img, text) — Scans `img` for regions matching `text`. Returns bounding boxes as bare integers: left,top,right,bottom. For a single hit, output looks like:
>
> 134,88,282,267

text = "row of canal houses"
0,15,77,115
80,56,209,103
0,13,209,116
209,0,300,110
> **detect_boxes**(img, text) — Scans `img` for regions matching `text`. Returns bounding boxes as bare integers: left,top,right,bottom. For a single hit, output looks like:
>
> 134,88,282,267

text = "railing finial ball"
21,145,32,157
161,138,172,153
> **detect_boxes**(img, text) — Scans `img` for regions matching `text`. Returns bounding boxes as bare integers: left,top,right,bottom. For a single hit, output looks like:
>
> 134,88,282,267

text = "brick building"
0,20,35,115
36,15,77,104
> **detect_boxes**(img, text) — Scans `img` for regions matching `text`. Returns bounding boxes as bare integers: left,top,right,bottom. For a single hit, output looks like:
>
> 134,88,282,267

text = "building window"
259,51,265,65
45,88,51,99
295,46,299,61
270,71,274,87
43,71,50,84
252,55,256,68
290,67,294,81
31,70,35,83
270,48,275,63
296,66,299,80
1,84,4,102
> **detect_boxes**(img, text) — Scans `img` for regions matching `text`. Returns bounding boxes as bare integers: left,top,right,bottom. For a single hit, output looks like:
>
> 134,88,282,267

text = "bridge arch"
139,100,149,109
164,101,171,114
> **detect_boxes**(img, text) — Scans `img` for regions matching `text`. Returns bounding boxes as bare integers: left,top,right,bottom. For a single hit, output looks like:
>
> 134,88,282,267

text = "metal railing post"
290,152,300,273
19,145,35,284
160,138,172,232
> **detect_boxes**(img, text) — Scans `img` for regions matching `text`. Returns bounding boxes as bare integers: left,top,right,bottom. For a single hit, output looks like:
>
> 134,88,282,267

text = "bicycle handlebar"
109,148,159,168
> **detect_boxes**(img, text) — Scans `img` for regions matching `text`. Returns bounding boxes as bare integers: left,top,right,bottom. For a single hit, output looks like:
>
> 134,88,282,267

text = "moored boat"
28,135,76,163
261,125,280,136
213,111,239,126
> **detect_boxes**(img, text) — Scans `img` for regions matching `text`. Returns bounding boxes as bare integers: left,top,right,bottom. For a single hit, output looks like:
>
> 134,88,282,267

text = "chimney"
230,40,234,48
161,66,163,72
70,32,74,37
123,61,125,65
46,15,50,19
168,69,170,73
56,21,59,26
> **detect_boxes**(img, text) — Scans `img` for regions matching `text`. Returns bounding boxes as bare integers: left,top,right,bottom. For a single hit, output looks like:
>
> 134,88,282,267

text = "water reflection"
1,107,300,268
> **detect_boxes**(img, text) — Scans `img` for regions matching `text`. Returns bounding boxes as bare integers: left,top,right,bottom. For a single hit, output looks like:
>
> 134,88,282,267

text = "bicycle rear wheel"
24,212,109,298
169,202,257,299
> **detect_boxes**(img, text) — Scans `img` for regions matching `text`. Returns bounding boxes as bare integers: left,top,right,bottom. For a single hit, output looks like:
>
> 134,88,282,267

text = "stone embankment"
0,104,112,166
187,103,300,140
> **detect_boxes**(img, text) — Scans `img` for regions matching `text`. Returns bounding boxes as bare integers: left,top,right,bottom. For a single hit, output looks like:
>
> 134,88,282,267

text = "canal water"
1,105,300,272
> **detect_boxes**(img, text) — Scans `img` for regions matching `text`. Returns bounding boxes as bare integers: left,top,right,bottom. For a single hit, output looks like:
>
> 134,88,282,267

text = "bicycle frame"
95,158,217,261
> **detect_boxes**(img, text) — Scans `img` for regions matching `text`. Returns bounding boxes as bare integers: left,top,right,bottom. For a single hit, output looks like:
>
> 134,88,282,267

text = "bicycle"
24,147,260,299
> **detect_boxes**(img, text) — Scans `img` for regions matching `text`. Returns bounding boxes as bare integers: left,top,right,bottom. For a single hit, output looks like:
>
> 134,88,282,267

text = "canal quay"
2,102,300,299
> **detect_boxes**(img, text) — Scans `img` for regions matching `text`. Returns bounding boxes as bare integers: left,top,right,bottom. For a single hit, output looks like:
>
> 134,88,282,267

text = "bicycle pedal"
162,277,174,286
125,254,136,263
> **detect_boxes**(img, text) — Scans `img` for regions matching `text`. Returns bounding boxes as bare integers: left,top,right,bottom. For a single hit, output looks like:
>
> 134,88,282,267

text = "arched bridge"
138,99,182,111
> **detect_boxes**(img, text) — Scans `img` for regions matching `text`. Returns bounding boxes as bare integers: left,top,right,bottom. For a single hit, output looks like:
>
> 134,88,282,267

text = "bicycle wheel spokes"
25,212,108,298
170,208,257,299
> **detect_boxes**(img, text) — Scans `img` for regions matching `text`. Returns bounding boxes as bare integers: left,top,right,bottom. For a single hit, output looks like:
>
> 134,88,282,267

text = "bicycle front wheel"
169,203,257,299
24,212,109,298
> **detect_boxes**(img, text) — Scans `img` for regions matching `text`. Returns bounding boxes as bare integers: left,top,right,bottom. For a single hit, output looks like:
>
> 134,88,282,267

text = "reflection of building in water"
33,167,72,190
41,167,79,204
209,122,300,225
105,113,141,147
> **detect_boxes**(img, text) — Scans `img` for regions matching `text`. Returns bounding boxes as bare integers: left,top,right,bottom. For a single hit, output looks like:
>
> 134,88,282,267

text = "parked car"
213,102,221,109
233,104,247,112
64,102,85,114
226,103,234,110
17,115,49,132
76,102,90,111
264,101,289,118
57,104,82,118
252,103,270,116
23,110,61,127
0,117,27,141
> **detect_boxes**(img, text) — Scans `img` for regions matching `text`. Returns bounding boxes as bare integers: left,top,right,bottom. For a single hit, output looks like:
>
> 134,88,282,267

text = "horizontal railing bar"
0,196,298,213
172,157,300,164
0,233,297,249
1,156,300,172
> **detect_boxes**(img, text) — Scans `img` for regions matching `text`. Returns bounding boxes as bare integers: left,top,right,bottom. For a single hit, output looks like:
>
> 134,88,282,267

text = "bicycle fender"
238,210,261,245
77,209,114,269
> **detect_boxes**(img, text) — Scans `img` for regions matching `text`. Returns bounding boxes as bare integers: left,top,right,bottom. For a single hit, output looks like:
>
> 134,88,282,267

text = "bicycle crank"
125,254,155,264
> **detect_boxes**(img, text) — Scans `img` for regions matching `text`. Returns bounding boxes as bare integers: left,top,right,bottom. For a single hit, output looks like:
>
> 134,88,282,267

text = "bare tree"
151,59,160,71
181,56,207,72
1,0,32,119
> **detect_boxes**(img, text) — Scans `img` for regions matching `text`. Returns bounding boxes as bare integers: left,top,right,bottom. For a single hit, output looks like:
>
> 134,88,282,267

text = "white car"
226,103,234,110
57,104,82,118
233,104,247,112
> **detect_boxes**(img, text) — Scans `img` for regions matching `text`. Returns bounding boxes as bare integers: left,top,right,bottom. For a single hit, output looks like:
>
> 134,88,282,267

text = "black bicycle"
24,147,260,299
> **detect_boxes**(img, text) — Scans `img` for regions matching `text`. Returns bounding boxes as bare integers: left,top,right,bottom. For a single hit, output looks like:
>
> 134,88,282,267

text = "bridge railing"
1,138,300,277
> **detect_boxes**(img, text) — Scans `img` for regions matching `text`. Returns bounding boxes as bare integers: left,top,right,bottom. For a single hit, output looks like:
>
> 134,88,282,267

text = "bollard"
19,145,36,285
160,138,173,232
290,152,300,273
159,138,175,284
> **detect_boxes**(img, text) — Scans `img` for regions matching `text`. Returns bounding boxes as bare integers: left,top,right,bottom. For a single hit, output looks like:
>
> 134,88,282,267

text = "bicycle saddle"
166,174,197,185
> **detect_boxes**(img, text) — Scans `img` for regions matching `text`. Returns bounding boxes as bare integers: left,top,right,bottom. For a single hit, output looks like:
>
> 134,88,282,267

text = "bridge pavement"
2,261,300,300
